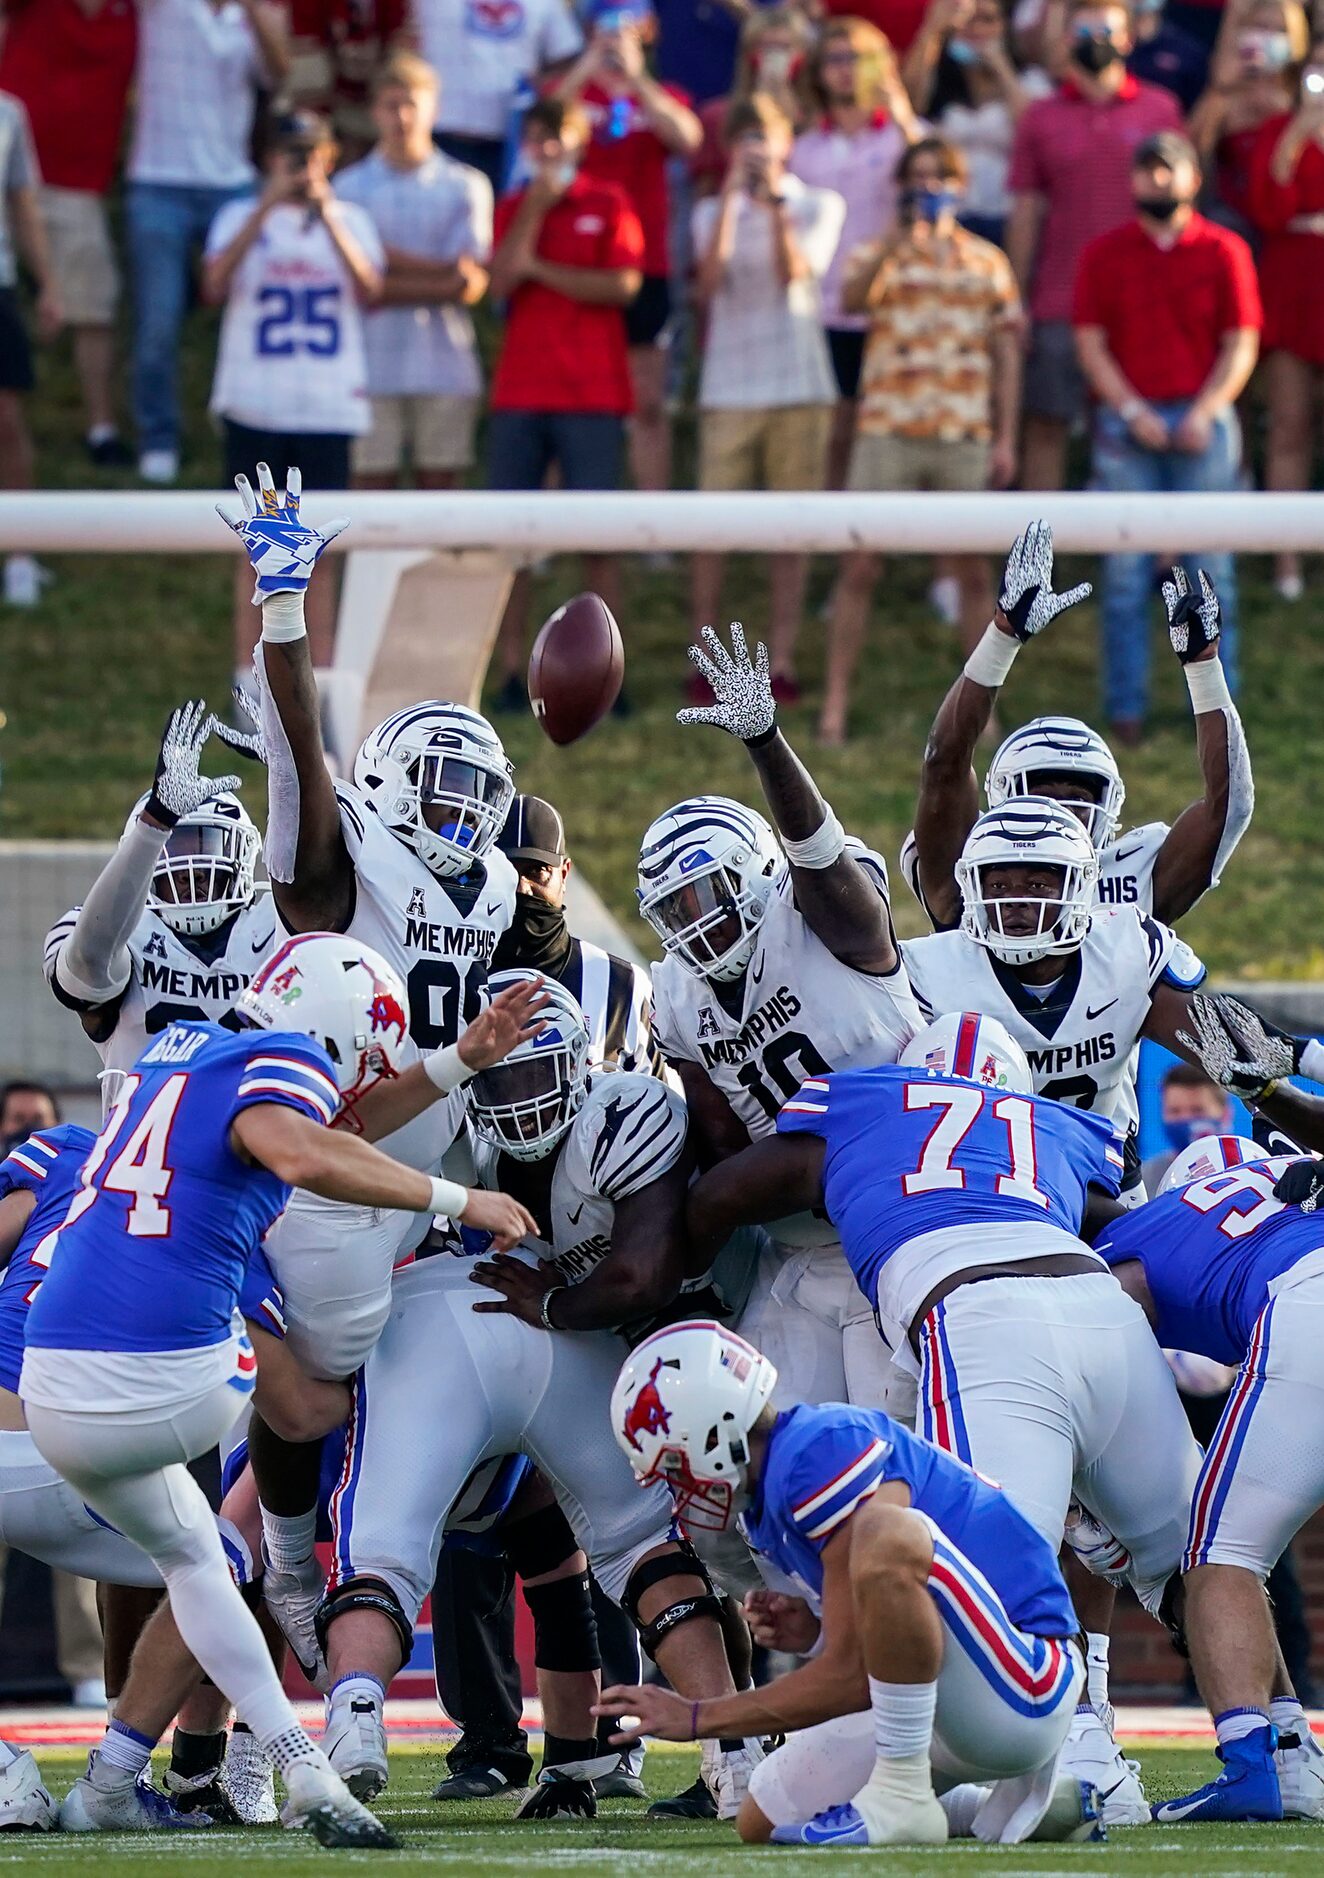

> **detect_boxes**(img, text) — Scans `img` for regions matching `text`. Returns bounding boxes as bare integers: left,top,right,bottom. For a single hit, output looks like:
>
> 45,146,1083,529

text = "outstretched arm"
686,1131,826,1261
678,623,896,974
1149,988,1324,1154
1149,567,1253,924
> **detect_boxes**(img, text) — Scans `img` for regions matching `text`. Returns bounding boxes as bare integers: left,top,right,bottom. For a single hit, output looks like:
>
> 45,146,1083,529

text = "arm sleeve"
1205,701,1254,890
1141,914,1207,994
50,817,166,1005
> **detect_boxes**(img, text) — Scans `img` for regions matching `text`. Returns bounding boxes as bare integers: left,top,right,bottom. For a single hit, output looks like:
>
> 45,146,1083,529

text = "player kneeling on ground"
598,1323,1104,1848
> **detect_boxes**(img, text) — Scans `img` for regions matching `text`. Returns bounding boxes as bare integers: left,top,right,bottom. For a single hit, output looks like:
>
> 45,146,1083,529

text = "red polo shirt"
0,0,136,195
1008,75,1181,323
1073,212,1261,401
490,175,645,415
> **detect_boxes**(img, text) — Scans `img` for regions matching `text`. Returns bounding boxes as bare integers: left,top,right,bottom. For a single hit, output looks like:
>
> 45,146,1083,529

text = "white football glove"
145,699,241,828
1063,1500,1131,1586
216,462,349,603
1161,564,1222,664
997,519,1092,642
676,621,776,742
1176,992,1302,1101
211,686,266,766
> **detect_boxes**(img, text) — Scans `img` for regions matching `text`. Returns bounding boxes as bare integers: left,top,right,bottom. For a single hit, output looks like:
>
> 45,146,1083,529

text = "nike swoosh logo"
1152,1794,1208,1820
751,956,765,985
1109,845,1141,866
567,1202,584,1224
486,900,504,918
252,931,275,953
1086,999,1118,1021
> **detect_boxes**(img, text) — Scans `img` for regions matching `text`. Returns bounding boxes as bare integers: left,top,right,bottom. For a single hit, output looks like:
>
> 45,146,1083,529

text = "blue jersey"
777,1063,1123,1304
1096,1156,1324,1365
0,1125,97,1392
25,1022,337,1355
742,1403,1075,1639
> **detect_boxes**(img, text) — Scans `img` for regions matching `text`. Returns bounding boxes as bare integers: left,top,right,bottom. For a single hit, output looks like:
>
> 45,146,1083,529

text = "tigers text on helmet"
238,932,410,1125
129,792,259,939
353,703,515,880
901,1012,1033,1095
1157,1133,1264,1195
956,797,1099,967
637,796,783,983
465,970,591,1162
985,716,1125,851
610,1321,777,1533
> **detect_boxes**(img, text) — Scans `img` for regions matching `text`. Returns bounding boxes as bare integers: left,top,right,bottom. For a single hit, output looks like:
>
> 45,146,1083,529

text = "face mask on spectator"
1071,28,1123,71
947,37,981,62
1162,1115,1224,1153
1136,190,1182,218
903,184,961,222
1238,28,1292,67
753,44,803,85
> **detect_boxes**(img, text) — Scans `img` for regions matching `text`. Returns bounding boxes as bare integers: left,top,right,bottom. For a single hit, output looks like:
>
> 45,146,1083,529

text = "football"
527,591,625,746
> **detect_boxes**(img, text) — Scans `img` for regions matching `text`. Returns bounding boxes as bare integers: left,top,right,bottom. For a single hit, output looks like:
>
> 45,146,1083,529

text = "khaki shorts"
699,403,831,493
353,394,479,477
848,430,989,492
40,187,118,326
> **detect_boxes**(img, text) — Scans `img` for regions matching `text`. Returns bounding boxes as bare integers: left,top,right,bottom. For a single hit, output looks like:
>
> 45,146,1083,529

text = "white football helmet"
353,703,515,880
1157,1133,1264,1195
239,932,410,1121
985,716,1125,851
900,1012,1033,1095
465,971,591,1163
956,797,1099,966
610,1321,777,1533
637,796,783,983
128,791,259,939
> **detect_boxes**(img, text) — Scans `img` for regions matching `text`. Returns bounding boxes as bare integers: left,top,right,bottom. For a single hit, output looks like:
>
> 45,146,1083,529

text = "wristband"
1184,659,1233,715
428,1175,469,1219
539,1285,566,1330
423,1043,474,1095
963,621,1020,690
260,590,308,640
1300,1038,1324,1085
781,808,846,870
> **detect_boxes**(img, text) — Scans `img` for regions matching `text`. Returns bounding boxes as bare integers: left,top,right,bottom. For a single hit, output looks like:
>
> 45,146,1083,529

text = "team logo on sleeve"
623,1359,672,1451
143,932,168,961
406,887,426,920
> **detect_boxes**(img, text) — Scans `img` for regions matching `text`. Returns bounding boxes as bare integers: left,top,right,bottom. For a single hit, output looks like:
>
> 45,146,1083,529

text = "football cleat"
263,1555,329,1690
1152,1728,1282,1824
324,1693,388,1802
1059,1705,1149,1826
772,1789,948,1847
646,1775,716,1820
283,1760,401,1849
708,1740,765,1822
223,1728,279,1824
514,1769,597,1820
0,1747,56,1832
1277,1726,1324,1820
431,1764,527,1802
60,1761,212,1832
1028,1776,1106,1843
163,1765,242,1824
594,1758,648,1802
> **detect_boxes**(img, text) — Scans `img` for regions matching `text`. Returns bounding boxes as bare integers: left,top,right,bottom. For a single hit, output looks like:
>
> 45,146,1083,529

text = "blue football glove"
216,462,348,603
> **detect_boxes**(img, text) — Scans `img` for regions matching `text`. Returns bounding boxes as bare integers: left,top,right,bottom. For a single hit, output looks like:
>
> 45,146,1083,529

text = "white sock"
1215,1706,1271,1748
869,1677,937,1759
1085,1632,1111,1712
329,1673,385,1714
94,1719,154,1785
262,1728,326,1777
1270,1697,1309,1744
261,1506,318,1573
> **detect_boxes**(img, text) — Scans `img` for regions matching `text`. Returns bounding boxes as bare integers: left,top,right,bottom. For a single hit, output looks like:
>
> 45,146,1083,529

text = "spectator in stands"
690,94,843,703
792,17,921,487
0,92,59,610
485,96,644,709
337,55,491,491
691,6,816,196
903,0,1051,247
413,0,583,194
653,0,778,106
551,0,701,496
820,135,1020,745
1074,131,1259,741
1188,0,1307,239
126,0,289,485
0,1078,58,1154
1006,0,1180,490
822,0,929,60
202,109,383,674
0,0,136,471
1127,0,1210,109
284,0,408,160
1247,37,1324,606
1140,1060,1235,1195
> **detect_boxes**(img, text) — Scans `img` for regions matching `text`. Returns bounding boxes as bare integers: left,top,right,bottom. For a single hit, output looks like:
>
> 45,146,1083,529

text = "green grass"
1,1742,1320,1874
4,287,1321,977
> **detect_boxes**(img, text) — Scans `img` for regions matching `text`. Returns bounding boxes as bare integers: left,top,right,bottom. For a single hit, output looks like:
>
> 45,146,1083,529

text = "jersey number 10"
901,1084,1050,1209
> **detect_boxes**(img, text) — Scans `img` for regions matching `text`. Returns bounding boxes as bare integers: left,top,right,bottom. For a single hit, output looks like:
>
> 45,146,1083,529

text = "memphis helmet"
637,796,783,983
465,970,592,1162
353,703,515,880
956,797,1099,966
127,791,260,939
985,716,1126,851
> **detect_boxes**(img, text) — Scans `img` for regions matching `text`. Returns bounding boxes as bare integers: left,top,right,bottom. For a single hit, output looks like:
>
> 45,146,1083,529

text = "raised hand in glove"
997,519,1092,642
1161,565,1221,664
211,686,266,765
1176,991,1302,1101
676,620,776,743
145,699,241,828
1273,1158,1324,1213
216,462,348,603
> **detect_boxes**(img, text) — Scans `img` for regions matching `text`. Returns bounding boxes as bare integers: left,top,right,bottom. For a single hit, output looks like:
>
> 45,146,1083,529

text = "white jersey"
205,198,384,434
44,894,278,1082
900,819,1170,926
901,907,1206,1125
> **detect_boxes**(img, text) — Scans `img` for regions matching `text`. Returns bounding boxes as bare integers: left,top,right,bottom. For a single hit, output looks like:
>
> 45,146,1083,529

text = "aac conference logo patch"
465,0,525,37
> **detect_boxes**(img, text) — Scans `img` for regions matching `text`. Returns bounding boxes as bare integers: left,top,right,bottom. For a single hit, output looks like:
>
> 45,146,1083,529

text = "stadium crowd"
3,0,1324,731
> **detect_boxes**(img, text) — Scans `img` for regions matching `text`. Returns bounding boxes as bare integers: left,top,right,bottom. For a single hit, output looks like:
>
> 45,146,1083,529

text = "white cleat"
1277,1726,1324,1820
263,1554,329,1690
60,1760,211,1832
224,1729,279,1824
1060,1706,1149,1826
0,1747,56,1831
324,1693,389,1802
703,1739,765,1822
283,1758,400,1848
1028,1775,1106,1843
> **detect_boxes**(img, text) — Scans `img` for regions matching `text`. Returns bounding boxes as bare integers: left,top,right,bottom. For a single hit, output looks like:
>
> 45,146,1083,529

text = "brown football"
527,591,625,746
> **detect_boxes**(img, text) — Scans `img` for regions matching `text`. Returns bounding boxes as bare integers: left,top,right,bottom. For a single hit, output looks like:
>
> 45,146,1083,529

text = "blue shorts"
486,409,625,492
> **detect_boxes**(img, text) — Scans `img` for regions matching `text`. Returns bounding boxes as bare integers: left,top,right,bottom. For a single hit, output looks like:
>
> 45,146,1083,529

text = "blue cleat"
1152,1727,1283,1823
771,1802,872,1845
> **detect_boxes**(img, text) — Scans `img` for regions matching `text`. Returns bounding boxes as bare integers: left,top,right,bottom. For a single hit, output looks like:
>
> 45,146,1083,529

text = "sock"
543,1734,597,1772
869,1677,937,1759
1270,1697,1309,1747
94,1719,155,1785
261,1506,318,1573
261,1727,325,1777
330,1673,385,1714
1215,1706,1273,1751
1085,1633,1111,1713
170,1728,226,1779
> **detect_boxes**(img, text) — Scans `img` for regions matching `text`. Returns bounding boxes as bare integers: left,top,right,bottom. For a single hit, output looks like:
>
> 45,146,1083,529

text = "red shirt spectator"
0,0,136,194
490,172,645,412
1074,211,1262,398
576,80,691,274
286,0,407,149
1246,106,1324,364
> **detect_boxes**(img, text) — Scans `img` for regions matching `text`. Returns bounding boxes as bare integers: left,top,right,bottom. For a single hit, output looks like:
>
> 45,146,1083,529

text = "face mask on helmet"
640,866,761,981
146,806,260,938
467,1025,590,1162
355,708,515,882
956,805,1099,966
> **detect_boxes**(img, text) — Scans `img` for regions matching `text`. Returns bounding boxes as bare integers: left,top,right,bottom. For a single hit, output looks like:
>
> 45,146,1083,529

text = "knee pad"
621,1540,726,1663
314,1576,412,1663
524,1572,601,1674
505,1501,580,1584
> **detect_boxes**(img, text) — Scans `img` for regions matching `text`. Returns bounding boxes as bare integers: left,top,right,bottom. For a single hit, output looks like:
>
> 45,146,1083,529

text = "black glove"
1272,1159,1324,1213
514,1769,598,1820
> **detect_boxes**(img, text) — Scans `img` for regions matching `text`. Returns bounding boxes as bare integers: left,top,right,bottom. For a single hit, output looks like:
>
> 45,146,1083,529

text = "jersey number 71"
901,1084,1049,1208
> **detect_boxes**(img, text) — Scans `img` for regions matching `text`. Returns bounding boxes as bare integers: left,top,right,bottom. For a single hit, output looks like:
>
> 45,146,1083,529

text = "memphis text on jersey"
1027,1030,1119,1079
403,915,499,962
695,985,803,1069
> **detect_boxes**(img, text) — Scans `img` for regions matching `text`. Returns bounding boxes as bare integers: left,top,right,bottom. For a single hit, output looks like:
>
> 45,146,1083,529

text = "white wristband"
428,1175,469,1219
963,622,1020,690
1184,658,1233,715
782,808,846,870
1300,1038,1324,1085
423,1043,474,1095
260,590,308,641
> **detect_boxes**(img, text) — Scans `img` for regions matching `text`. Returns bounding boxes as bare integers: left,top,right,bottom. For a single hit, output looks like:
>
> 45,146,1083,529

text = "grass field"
4,291,1322,978
2,1743,1321,1876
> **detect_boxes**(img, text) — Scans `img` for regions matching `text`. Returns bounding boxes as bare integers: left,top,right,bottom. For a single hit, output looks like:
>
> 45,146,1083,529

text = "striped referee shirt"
495,924,664,1080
